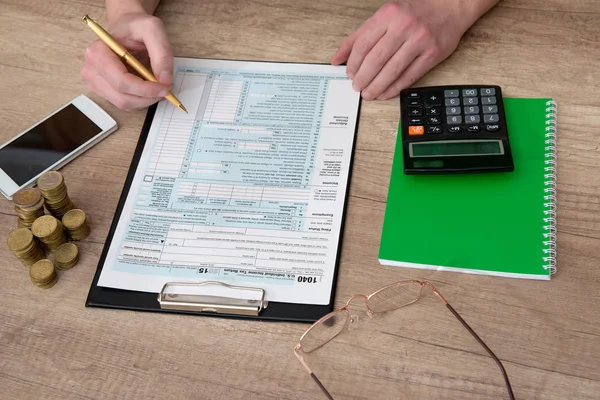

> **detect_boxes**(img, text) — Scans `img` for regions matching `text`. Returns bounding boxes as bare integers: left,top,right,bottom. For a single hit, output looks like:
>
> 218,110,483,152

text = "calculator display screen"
410,140,504,157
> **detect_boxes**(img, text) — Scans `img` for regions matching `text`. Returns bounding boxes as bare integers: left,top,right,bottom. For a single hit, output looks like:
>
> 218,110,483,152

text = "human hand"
331,1,486,100
81,12,173,110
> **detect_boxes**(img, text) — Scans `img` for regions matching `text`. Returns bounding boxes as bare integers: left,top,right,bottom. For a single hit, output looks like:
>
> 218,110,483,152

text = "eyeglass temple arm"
431,288,515,400
295,347,334,400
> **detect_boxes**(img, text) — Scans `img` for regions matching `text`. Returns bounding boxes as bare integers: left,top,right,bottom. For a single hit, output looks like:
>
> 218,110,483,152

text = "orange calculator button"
409,126,424,135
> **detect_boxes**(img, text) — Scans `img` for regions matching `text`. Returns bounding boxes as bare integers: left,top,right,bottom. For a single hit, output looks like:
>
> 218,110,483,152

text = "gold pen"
82,14,187,113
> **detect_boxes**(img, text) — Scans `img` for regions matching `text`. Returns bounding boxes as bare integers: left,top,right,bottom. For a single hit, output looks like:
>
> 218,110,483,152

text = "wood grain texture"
1,0,599,399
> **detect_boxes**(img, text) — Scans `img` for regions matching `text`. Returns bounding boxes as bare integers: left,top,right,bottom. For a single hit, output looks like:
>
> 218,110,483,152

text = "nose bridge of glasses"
345,294,368,307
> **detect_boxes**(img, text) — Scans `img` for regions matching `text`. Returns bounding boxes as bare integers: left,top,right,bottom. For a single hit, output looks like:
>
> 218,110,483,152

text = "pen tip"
178,104,188,113
82,14,89,22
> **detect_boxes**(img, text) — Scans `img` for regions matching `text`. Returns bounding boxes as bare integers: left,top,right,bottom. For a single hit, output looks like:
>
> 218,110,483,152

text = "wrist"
106,0,159,25
449,0,500,34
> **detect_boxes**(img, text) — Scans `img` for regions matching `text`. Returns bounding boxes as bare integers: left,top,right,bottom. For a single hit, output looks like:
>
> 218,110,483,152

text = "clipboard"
86,85,361,323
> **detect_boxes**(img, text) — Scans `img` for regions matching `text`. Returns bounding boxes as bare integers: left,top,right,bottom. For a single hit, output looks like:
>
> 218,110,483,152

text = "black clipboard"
86,62,361,323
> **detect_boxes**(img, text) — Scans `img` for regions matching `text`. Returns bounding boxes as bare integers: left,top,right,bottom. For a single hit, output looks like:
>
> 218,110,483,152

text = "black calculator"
400,85,514,174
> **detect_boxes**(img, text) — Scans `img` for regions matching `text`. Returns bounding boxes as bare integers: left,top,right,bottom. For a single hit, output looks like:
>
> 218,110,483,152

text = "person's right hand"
81,12,173,110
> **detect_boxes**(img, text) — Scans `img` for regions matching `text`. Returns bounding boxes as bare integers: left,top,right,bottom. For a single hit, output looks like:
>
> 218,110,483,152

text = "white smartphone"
0,94,118,200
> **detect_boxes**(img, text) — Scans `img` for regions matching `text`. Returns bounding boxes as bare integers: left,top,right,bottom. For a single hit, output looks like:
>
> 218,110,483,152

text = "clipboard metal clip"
157,281,268,316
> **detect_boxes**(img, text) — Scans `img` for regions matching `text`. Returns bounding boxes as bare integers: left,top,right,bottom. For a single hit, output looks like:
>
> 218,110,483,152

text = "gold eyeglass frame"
294,280,515,400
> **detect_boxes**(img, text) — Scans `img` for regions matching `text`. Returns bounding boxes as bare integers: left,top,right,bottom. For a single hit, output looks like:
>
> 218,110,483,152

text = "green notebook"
378,97,557,279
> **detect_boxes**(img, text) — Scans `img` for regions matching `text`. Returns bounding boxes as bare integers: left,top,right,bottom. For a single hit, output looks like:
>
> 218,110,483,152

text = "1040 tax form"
97,58,361,305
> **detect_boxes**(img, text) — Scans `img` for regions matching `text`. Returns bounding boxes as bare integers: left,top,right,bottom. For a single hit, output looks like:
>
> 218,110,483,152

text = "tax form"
97,58,360,305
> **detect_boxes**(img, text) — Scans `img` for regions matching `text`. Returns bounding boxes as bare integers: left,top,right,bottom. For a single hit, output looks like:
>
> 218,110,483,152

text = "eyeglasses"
294,280,515,400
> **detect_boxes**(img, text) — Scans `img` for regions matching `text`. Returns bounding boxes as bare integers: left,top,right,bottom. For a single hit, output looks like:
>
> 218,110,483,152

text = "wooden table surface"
1,1,599,399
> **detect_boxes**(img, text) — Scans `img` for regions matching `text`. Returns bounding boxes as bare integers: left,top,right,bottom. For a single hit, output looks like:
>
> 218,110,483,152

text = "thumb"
135,18,174,86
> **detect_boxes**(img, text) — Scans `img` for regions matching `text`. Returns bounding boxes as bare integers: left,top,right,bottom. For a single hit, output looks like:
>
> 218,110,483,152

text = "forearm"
106,0,160,23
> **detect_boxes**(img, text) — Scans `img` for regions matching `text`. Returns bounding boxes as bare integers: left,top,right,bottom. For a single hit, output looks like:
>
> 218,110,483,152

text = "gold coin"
70,227,90,241
7,228,34,252
54,242,78,264
13,188,41,208
37,171,64,191
20,250,45,267
40,182,67,195
45,192,69,204
29,259,55,283
56,257,78,270
31,215,59,238
62,209,86,229
16,198,45,213
46,202,75,219
31,274,58,289
16,207,44,219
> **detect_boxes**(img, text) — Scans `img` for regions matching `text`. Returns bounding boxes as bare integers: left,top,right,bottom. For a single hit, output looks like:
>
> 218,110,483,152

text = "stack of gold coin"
54,242,79,270
7,228,45,267
62,209,90,240
13,187,45,228
37,171,75,218
29,259,58,289
31,215,67,251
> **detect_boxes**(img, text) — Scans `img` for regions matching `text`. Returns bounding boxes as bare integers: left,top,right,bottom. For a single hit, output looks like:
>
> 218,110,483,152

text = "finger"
88,40,169,98
85,68,162,110
361,41,421,100
346,23,387,82
351,31,405,93
133,18,174,85
331,15,376,66
331,34,356,66
376,54,437,100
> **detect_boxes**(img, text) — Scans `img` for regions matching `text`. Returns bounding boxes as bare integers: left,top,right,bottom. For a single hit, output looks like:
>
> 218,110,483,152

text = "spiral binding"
542,100,557,274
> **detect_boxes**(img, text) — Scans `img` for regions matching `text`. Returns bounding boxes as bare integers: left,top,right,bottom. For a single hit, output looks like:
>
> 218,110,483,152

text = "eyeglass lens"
301,309,349,352
367,282,422,313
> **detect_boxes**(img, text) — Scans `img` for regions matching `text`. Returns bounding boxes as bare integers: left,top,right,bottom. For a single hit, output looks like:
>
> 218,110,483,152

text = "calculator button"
447,116,462,124
463,97,478,105
445,98,460,106
407,92,420,99
444,90,459,98
464,106,479,115
448,126,462,133
407,100,422,107
426,107,441,116
408,118,423,125
467,125,481,133
408,126,424,135
409,108,422,116
485,124,500,132
483,105,498,114
427,117,441,125
484,114,499,123
446,107,461,115
481,96,497,105
425,93,442,106
465,115,481,124
462,89,478,97
427,126,442,134
480,88,496,96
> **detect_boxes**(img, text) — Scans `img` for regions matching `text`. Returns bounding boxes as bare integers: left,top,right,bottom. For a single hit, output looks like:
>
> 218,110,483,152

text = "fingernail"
352,82,359,91
363,91,373,100
159,89,168,97
348,71,354,79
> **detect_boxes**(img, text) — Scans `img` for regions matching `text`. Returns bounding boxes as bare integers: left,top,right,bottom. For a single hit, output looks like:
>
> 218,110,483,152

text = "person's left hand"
330,1,472,100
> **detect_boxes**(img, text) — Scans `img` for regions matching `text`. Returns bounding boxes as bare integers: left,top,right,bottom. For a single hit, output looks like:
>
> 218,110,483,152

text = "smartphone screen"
0,104,102,186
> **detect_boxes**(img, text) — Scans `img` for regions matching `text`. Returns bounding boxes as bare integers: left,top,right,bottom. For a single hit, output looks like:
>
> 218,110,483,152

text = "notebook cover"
378,97,555,279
